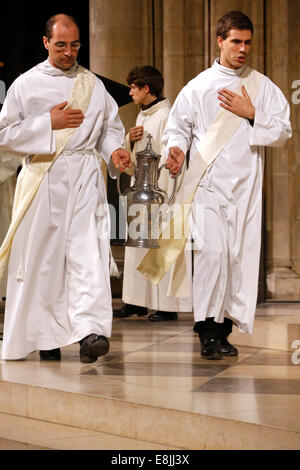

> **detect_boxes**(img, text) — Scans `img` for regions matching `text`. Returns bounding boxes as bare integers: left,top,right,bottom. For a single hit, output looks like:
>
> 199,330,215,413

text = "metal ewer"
117,134,177,249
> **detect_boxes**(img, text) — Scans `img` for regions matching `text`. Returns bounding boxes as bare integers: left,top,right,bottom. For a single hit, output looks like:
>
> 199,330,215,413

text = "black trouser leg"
195,318,222,359
194,317,233,342
195,317,222,342
195,317,237,357
220,318,233,339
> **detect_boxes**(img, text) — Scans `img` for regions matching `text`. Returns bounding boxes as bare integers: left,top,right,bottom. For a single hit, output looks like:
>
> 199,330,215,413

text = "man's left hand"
111,148,132,172
218,86,255,120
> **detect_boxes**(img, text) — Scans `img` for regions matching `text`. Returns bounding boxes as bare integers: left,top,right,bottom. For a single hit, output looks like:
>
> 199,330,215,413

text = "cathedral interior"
0,0,300,451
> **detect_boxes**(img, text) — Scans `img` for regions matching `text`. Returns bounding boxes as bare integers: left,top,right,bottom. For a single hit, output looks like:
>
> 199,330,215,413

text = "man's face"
43,21,80,70
129,84,149,105
217,29,252,69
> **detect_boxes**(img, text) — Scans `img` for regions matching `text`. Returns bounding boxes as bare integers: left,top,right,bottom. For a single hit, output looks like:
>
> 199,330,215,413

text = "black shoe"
113,304,148,318
39,348,61,361
148,311,178,322
219,338,238,356
79,334,110,363
200,338,223,360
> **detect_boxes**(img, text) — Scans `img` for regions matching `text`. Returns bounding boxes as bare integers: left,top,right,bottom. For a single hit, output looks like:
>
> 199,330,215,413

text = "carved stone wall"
264,0,300,299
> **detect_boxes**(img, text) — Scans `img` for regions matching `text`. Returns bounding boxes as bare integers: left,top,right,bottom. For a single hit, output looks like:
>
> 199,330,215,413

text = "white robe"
0,59,125,359
0,152,20,298
0,176,17,298
163,59,292,333
122,99,193,311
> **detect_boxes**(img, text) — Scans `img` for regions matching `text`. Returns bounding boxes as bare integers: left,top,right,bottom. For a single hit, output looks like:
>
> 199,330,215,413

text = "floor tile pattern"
0,301,300,449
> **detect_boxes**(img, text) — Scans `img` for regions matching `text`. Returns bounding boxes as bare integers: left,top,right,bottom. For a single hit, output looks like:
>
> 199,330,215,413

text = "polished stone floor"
0,301,300,450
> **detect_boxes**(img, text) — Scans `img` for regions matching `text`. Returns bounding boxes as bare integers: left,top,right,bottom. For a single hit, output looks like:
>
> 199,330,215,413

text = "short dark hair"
216,10,254,39
45,14,79,41
126,66,164,98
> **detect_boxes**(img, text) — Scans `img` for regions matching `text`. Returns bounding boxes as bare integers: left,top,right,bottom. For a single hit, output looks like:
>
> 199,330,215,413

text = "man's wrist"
248,106,255,120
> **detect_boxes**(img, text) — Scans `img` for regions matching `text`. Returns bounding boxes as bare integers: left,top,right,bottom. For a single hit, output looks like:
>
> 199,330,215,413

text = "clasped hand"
129,125,144,143
51,101,84,130
111,148,132,173
218,86,255,120
165,146,185,178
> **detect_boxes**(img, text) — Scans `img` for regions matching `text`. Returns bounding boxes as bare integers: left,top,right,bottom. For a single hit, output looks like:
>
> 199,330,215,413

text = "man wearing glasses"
0,14,131,363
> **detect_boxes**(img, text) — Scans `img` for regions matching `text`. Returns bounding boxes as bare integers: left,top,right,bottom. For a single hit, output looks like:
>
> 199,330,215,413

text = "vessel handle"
158,163,177,204
117,162,135,196
117,171,122,196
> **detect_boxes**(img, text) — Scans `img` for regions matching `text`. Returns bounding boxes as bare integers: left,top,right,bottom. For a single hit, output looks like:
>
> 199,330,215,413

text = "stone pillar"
289,0,300,282
90,0,159,132
153,0,163,72
162,0,205,104
264,0,299,298
162,0,185,104
89,0,137,130
184,0,206,85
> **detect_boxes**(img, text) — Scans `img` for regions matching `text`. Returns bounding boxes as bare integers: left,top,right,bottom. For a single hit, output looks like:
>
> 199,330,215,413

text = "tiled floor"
0,301,300,449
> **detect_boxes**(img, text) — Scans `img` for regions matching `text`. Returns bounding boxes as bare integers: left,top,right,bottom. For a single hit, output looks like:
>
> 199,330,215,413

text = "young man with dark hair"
216,9,254,39
139,11,292,357
114,65,192,321
126,66,164,98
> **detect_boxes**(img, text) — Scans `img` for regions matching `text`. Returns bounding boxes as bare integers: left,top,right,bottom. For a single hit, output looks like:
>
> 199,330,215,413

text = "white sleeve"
95,88,125,166
249,80,292,147
162,91,193,156
0,82,55,155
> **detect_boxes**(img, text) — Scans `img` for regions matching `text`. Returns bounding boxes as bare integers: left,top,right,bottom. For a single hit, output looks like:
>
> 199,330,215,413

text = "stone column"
89,0,158,131
89,0,139,131
184,0,206,84
264,0,299,298
162,0,185,104
289,0,300,283
153,0,163,72
162,0,205,104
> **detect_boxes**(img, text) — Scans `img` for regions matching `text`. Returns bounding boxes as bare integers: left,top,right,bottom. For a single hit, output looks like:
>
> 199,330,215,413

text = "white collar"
213,58,246,77
36,58,79,77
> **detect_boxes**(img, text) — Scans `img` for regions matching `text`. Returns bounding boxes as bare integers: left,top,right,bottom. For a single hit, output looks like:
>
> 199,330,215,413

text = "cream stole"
0,151,20,184
137,66,263,295
0,66,96,279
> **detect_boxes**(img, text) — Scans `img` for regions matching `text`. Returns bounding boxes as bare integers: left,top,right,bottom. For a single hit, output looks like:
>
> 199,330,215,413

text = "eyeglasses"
53,41,81,51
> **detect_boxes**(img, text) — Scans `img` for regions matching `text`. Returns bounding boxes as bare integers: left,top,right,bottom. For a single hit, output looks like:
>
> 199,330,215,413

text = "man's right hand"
166,146,186,178
50,101,84,130
129,125,144,143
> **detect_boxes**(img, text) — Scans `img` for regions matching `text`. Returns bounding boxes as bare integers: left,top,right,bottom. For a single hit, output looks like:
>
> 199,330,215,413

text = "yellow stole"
137,66,263,295
0,66,96,279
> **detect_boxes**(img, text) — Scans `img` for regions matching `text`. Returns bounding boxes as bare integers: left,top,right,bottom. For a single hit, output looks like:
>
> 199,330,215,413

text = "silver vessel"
117,134,176,248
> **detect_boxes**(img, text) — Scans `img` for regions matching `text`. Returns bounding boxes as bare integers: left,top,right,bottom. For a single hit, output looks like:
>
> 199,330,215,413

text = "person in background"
114,66,193,322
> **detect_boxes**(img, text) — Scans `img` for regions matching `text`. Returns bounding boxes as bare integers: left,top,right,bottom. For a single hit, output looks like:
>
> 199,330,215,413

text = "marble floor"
0,301,300,450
